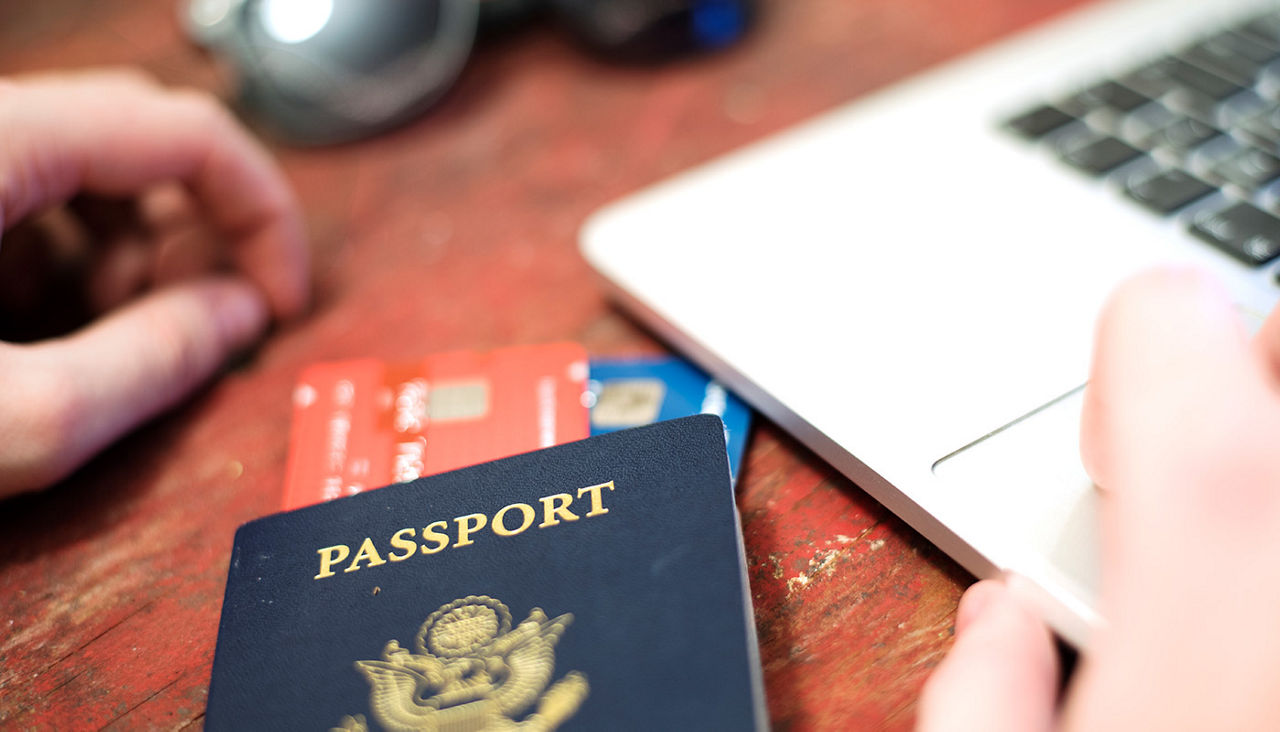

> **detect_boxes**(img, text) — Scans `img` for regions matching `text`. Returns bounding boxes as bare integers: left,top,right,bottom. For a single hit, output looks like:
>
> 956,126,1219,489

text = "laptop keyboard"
1004,8,1280,268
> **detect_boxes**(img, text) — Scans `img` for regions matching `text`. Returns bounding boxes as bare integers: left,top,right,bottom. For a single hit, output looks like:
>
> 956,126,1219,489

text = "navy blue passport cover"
206,414,766,731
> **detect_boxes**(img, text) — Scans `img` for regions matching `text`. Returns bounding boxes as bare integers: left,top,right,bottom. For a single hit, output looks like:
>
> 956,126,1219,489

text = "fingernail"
955,580,1002,636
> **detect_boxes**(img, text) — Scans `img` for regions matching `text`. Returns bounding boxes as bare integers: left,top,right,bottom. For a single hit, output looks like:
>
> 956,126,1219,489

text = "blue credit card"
588,356,752,484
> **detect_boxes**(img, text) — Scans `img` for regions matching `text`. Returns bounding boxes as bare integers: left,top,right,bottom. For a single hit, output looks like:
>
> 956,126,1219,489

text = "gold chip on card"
590,378,665,428
426,380,491,422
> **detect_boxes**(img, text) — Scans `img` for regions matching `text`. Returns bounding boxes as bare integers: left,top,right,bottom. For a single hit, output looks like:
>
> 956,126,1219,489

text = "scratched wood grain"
0,0,1086,728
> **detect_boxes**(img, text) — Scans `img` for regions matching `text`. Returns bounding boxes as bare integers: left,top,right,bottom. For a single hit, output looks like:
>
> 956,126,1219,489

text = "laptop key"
1166,57,1245,101
1143,115,1222,153
1119,103,1180,146
1124,168,1216,214
1122,59,1182,99
1180,32,1276,85
1061,80,1151,115
1238,12,1280,48
1219,28,1280,63
1236,105,1280,147
1189,201,1280,266
1005,104,1076,139
1211,146,1280,190
1060,135,1144,175
1126,56,1243,103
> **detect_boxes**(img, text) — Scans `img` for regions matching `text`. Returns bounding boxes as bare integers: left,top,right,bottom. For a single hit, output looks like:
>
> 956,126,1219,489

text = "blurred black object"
183,0,755,145
552,0,754,63
478,0,547,36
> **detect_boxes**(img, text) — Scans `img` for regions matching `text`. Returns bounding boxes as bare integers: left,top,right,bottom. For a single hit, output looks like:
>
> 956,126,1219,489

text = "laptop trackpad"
932,387,1100,614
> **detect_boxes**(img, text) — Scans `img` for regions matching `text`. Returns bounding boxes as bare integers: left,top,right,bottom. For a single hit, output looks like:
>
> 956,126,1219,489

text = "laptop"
579,0,1280,647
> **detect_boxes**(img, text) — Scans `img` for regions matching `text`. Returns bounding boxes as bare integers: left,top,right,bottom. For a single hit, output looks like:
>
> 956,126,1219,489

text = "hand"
917,268,1280,731
0,70,309,498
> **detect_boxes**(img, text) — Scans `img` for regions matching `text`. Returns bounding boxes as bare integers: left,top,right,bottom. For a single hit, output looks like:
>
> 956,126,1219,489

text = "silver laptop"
580,0,1280,647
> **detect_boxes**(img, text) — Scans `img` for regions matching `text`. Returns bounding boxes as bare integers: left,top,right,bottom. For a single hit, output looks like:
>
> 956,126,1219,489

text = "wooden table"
0,0,1087,728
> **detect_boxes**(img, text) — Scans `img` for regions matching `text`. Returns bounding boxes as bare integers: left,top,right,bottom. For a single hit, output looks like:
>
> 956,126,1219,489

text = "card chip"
427,380,490,422
591,379,666,428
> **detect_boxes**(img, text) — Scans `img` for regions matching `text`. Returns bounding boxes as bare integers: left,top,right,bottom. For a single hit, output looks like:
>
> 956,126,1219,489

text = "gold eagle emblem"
334,595,588,732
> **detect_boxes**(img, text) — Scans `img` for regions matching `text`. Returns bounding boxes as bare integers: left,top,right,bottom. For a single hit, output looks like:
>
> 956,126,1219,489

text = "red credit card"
281,343,590,510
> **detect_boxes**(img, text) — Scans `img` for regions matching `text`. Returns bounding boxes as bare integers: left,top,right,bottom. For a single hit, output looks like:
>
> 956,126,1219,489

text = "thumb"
916,579,1059,732
0,276,268,496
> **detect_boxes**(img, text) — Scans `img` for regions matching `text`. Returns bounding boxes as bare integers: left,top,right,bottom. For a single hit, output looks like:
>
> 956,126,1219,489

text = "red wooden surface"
0,0,1087,728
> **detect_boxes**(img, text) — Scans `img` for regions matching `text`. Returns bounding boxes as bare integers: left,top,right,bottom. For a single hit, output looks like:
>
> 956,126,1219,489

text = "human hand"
916,268,1280,731
0,70,309,498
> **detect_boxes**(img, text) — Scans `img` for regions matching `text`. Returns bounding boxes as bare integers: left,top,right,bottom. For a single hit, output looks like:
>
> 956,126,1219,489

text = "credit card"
586,355,752,484
283,343,590,509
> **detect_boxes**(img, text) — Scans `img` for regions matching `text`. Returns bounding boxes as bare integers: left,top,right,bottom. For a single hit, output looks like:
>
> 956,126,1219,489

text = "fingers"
1079,267,1254,495
142,185,227,286
1077,265,1280,627
1252,292,1280,384
74,186,228,313
916,580,1059,732
86,231,151,313
0,70,308,319
0,276,268,497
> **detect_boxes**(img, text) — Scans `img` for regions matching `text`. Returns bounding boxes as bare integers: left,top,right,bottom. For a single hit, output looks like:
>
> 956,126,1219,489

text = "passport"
206,415,766,731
